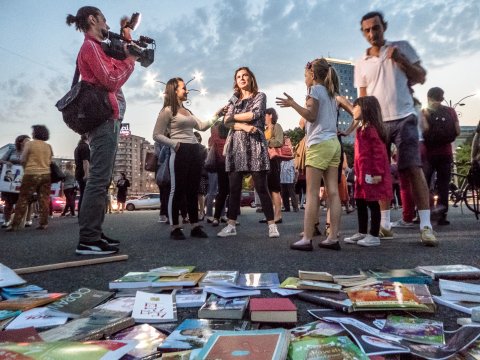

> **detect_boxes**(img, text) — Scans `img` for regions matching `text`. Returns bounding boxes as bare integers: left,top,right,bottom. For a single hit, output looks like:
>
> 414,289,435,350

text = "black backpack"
423,106,457,146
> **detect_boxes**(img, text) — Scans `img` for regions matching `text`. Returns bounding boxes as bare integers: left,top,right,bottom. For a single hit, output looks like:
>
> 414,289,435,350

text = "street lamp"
445,94,476,109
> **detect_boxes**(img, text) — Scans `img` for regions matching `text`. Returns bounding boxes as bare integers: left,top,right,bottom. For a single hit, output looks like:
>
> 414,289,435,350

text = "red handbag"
268,137,294,161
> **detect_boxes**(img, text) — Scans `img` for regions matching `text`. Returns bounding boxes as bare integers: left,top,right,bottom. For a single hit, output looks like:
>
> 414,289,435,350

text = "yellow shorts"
305,138,341,170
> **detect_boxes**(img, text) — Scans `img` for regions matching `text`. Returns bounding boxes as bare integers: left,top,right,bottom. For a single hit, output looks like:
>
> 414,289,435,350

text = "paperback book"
131,290,177,323
45,288,114,318
0,292,66,311
198,294,249,320
416,264,480,280
249,297,297,323
1,284,45,299
174,288,207,308
149,266,195,277
110,323,167,359
439,279,480,303
360,268,433,285
196,329,290,360
296,291,353,313
151,272,204,287
0,326,42,342
381,315,445,345
158,318,255,352
39,309,134,342
109,272,160,289
298,271,334,282
288,335,369,360
235,273,280,289
0,309,21,320
432,295,479,315
289,320,345,341
0,263,26,288
6,307,68,330
198,270,239,287
94,296,136,313
204,285,260,298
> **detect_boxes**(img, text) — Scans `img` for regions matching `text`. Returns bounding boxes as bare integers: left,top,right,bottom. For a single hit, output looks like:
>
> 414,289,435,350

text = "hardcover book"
109,272,160,289
346,282,431,312
149,266,195,276
175,287,207,308
158,318,254,352
381,315,445,345
196,329,290,360
235,273,280,289
151,272,204,287
0,340,137,360
416,264,480,280
198,294,249,320
288,335,368,360
249,297,297,323
39,309,134,342
0,292,66,311
45,288,114,318
131,291,177,323
360,268,433,285
298,271,334,282
0,263,26,288
110,323,167,359
198,270,239,287
6,307,68,330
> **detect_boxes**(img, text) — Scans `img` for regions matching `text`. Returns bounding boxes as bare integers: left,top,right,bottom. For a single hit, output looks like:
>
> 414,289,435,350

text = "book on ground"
298,270,334,282
0,326,42,342
360,268,433,285
249,297,297,323
381,315,445,345
204,285,261,298
0,309,21,320
198,270,239,287
1,284,45,299
0,340,137,360
149,266,195,276
39,309,134,342
432,295,480,315
6,307,68,330
198,294,248,320
0,263,26,288
235,273,280,289
110,323,167,359
175,287,207,308
416,264,480,280
439,279,480,303
45,288,114,318
151,272,204,287
298,280,342,292
158,318,255,352
94,296,136,314
109,272,160,290
288,335,368,360
132,290,177,323
0,292,66,311
197,329,290,360
290,320,345,341
296,291,353,313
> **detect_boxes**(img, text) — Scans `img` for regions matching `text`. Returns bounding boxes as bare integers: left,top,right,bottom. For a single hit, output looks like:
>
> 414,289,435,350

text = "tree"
284,127,305,147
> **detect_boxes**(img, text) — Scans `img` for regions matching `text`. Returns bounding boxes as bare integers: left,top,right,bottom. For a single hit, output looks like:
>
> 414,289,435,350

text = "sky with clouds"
1,0,479,157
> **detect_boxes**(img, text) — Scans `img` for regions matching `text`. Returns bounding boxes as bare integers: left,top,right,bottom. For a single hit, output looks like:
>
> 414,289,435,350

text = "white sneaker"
25,220,33,227
158,215,168,223
390,219,414,228
344,233,366,244
357,234,381,247
268,224,280,238
421,227,438,247
217,224,237,237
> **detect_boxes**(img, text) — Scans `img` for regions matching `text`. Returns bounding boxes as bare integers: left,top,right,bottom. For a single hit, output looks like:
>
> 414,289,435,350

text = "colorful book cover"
381,315,445,345
6,307,68,330
235,273,280,289
199,270,239,287
279,277,301,289
197,329,289,360
288,336,369,360
0,292,66,311
46,288,114,318
0,309,21,320
360,268,433,284
0,340,137,360
289,320,345,342
158,318,254,352
151,272,204,287
198,294,249,320
110,323,167,359
109,272,160,289
131,291,177,323
0,327,42,342
149,266,196,276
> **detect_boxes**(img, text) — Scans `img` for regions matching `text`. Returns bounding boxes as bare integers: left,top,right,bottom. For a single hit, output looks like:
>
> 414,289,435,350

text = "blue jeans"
79,120,120,243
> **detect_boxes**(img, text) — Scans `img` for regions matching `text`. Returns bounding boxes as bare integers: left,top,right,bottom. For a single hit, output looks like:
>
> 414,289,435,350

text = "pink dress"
354,125,392,201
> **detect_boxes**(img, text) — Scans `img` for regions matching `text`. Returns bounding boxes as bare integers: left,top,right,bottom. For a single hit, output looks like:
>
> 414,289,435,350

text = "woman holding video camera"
153,77,222,240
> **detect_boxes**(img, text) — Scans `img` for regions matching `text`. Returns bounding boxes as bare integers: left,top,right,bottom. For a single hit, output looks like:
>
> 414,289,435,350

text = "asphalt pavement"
1,204,479,330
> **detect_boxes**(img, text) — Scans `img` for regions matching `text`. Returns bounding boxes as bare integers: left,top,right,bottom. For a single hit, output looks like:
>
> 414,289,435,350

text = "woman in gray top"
217,67,279,239
153,77,221,240
61,161,77,217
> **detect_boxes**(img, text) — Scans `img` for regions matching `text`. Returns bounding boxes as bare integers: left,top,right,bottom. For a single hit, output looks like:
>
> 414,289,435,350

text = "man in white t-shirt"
354,11,437,247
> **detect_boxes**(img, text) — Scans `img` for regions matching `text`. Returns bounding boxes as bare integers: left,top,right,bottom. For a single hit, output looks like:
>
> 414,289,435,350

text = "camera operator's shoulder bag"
55,61,112,135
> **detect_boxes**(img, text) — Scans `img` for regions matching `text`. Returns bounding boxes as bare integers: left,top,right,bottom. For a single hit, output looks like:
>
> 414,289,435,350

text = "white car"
125,193,161,211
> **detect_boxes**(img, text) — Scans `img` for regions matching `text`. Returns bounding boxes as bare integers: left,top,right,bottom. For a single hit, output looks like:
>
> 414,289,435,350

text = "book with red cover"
249,298,297,323
0,327,42,343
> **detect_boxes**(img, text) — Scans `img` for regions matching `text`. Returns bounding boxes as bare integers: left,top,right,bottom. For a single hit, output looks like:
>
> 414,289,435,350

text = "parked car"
240,191,256,208
51,196,66,212
125,193,161,211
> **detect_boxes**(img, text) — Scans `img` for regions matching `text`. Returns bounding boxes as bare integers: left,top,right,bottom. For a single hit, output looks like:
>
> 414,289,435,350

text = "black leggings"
228,171,274,221
355,199,380,237
169,143,202,226
214,169,229,219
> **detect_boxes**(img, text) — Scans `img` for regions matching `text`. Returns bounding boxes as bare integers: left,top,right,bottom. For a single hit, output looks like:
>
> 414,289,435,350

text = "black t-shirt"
74,141,90,180
116,179,130,197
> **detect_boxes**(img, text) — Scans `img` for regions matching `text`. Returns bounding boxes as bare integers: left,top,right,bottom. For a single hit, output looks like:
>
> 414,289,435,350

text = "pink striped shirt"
78,34,135,119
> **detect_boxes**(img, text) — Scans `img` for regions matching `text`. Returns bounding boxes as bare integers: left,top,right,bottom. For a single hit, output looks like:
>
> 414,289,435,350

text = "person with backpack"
421,87,460,225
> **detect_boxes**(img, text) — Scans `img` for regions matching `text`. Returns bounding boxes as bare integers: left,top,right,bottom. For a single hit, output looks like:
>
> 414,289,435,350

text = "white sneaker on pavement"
217,224,237,237
390,219,414,228
344,233,366,244
158,215,168,223
357,234,381,247
421,227,438,247
268,224,280,238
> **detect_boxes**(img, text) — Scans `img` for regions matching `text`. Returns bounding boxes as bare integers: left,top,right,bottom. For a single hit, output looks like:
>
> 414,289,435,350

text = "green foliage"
455,143,472,176
284,127,305,147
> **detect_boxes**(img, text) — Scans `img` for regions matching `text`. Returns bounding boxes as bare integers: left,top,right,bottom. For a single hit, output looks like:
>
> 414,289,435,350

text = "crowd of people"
2,7,479,256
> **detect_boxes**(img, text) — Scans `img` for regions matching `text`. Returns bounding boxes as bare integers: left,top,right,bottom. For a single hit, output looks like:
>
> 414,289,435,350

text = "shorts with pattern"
305,137,341,171
384,114,421,171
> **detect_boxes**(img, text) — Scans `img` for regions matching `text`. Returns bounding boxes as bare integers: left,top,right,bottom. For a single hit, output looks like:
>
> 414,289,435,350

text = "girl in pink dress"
345,96,392,247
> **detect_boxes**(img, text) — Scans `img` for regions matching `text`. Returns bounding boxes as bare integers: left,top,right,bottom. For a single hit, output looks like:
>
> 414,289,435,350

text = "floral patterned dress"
224,92,270,172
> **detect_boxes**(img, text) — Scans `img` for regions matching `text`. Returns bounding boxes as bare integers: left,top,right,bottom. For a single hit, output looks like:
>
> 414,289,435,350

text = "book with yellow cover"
151,272,205,287
0,293,66,311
